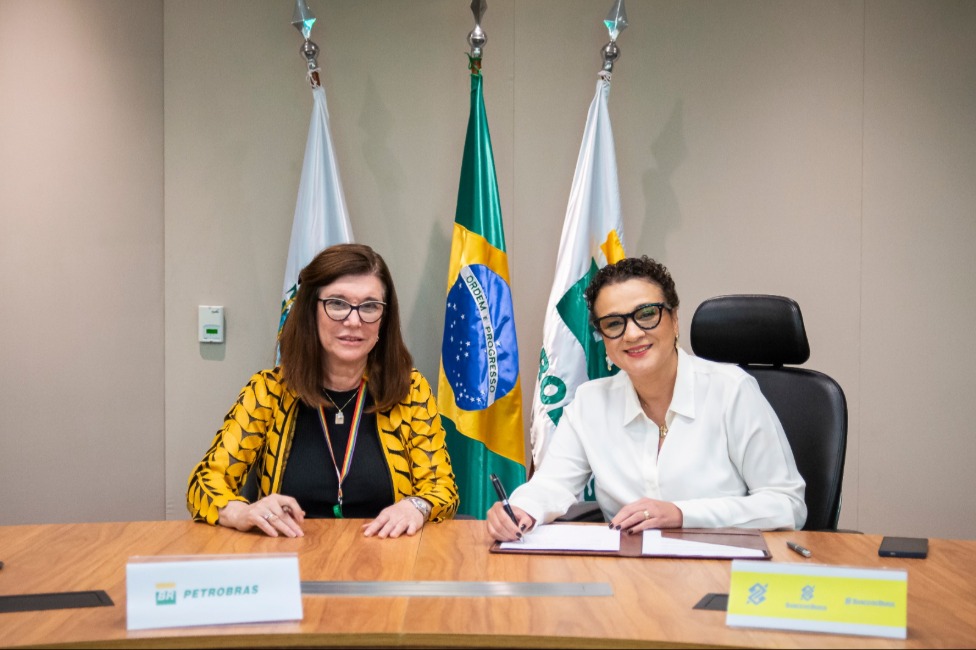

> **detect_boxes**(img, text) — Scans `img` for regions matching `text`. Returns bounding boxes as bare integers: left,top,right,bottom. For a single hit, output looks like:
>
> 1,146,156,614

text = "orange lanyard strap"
317,379,368,518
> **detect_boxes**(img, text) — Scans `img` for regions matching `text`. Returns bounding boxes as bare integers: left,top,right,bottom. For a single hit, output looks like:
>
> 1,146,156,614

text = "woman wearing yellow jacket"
188,244,458,538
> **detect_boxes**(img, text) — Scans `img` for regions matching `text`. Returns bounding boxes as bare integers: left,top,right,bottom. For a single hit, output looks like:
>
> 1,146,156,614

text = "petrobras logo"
153,581,260,606
154,583,176,606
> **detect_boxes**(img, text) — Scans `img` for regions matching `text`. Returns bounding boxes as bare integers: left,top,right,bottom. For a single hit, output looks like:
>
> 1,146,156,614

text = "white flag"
530,78,626,468
279,85,353,334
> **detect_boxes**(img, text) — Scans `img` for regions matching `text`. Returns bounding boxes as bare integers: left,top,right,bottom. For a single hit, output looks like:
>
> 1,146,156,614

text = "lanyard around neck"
317,379,367,517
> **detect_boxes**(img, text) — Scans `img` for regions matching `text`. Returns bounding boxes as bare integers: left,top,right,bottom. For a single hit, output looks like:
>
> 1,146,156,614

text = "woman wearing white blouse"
487,257,806,541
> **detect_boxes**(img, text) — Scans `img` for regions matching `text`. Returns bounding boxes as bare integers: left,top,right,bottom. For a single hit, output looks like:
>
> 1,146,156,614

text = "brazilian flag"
437,58,525,519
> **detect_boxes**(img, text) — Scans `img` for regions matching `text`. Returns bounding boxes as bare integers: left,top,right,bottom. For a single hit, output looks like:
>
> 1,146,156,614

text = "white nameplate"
126,554,303,631
727,560,907,639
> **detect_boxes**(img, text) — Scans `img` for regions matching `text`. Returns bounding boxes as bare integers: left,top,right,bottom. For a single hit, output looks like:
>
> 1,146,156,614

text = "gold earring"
606,355,614,371
674,333,680,350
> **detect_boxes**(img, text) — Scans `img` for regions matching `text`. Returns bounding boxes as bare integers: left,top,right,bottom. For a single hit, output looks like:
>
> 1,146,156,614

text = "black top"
279,389,395,518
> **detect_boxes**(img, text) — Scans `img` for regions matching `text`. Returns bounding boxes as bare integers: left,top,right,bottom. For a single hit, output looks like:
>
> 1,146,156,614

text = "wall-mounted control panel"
198,305,225,343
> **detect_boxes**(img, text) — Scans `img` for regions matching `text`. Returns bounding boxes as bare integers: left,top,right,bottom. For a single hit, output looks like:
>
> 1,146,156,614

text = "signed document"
493,525,770,560
499,524,621,552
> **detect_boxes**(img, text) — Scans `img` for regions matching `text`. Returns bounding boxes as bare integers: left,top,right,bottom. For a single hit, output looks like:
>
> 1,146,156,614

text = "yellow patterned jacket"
187,368,458,524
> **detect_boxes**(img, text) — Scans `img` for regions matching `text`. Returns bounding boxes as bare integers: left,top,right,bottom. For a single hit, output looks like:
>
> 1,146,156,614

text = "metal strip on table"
301,580,613,597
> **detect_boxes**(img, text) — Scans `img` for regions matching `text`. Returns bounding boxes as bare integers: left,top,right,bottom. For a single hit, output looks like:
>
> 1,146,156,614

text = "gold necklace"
322,388,358,425
639,396,669,440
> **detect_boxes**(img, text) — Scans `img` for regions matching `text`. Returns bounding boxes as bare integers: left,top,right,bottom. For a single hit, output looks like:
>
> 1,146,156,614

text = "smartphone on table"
878,536,928,558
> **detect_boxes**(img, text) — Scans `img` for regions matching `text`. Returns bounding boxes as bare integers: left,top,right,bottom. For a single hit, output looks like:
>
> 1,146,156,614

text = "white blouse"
511,348,807,530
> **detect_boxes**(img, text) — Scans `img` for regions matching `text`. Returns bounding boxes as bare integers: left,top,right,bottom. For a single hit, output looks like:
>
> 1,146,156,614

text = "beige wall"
3,1,974,539
0,0,164,523
860,1,976,539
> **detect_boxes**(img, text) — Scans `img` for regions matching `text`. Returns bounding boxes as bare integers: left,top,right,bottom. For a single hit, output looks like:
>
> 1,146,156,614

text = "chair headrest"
690,295,810,366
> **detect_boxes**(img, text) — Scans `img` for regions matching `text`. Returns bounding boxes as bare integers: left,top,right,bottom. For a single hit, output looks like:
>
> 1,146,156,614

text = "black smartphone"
878,536,928,558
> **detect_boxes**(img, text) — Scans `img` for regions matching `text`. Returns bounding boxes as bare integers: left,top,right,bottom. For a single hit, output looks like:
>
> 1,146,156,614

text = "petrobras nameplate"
727,560,907,639
126,554,302,630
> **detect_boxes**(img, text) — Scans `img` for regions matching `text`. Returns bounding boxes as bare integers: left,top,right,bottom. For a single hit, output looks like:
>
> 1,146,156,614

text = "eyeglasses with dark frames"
319,298,386,323
592,302,671,339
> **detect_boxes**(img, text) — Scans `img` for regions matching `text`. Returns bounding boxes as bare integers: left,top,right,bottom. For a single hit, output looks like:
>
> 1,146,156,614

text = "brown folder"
489,524,771,560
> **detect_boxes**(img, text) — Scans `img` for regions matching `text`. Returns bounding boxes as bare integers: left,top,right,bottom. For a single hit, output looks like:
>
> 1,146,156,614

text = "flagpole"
438,0,526,518
278,1,354,351
527,0,629,470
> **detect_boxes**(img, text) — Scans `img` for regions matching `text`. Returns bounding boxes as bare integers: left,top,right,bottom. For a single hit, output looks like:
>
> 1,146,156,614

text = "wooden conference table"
1,519,975,648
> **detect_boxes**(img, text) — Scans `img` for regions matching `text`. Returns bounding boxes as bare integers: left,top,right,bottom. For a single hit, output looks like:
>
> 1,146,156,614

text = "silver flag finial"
291,0,316,40
291,0,320,87
604,0,628,41
601,0,628,76
468,0,487,58
470,0,486,26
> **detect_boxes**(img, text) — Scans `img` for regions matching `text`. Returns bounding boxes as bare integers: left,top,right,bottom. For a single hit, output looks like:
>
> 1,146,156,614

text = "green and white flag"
279,84,353,336
530,77,626,468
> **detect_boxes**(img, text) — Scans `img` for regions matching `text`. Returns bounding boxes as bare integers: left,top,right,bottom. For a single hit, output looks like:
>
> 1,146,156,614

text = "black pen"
787,541,812,558
489,473,522,539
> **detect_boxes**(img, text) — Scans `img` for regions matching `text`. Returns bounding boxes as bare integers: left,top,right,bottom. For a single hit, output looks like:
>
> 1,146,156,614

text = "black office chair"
690,295,848,531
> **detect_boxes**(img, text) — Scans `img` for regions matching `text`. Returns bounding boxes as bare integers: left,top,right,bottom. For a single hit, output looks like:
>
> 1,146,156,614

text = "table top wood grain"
0,519,973,648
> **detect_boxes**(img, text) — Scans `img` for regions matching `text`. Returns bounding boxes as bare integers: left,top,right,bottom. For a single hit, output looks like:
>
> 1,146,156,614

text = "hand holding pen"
487,473,533,542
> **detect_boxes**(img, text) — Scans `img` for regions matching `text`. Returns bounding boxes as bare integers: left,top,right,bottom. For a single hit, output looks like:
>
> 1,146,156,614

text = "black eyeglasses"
592,303,670,339
319,298,386,323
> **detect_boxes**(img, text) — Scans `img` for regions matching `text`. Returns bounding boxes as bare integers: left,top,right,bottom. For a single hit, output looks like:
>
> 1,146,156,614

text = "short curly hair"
584,256,680,320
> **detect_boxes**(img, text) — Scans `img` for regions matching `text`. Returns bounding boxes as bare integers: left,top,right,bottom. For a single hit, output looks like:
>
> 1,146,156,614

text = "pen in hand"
489,473,522,540
787,541,812,558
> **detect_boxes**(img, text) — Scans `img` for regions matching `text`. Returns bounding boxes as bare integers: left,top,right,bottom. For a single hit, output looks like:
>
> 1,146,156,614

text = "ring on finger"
643,510,650,521
262,512,275,521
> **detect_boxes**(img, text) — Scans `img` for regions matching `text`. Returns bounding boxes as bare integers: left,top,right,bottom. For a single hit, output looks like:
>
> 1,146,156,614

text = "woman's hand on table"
218,495,306,538
362,499,426,539
610,498,683,533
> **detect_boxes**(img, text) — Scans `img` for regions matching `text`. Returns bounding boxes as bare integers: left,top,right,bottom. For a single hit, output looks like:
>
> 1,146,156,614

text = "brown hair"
584,256,680,321
278,243,413,411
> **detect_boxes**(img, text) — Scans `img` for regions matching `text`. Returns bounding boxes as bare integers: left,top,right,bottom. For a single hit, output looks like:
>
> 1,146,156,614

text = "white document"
641,530,766,558
500,524,620,552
